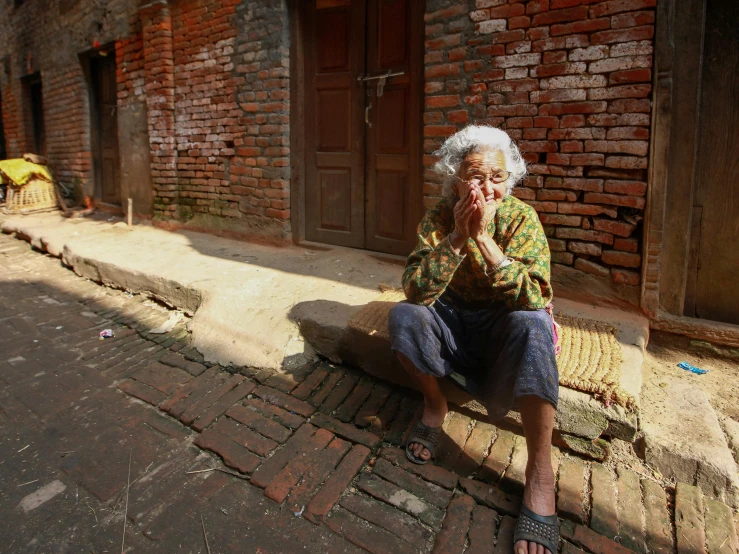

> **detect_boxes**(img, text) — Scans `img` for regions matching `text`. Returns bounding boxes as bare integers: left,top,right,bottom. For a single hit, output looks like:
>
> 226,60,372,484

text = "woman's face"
456,150,508,205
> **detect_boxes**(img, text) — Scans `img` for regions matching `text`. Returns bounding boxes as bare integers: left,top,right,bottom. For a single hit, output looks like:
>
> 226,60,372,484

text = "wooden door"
28,78,46,156
305,0,367,248
92,55,121,205
304,0,422,255
684,0,739,324
364,0,423,255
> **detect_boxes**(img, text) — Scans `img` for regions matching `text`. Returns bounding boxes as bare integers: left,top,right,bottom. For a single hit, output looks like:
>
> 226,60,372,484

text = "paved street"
0,236,359,553
1,232,737,553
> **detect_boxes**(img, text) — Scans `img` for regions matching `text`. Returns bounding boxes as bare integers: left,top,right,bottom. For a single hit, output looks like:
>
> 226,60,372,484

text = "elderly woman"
388,126,559,554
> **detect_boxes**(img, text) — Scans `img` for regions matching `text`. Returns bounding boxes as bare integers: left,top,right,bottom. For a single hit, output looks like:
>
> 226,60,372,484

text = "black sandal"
405,421,443,465
514,505,560,554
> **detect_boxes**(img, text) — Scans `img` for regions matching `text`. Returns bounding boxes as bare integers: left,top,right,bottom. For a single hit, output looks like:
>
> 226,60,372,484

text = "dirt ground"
594,330,739,489
642,330,739,422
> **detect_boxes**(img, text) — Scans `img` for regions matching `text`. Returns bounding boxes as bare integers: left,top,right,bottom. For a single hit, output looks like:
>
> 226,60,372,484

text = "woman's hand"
450,184,478,250
470,186,499,240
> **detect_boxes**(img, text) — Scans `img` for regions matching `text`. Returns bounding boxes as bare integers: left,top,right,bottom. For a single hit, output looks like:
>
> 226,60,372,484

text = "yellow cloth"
0,159,54,186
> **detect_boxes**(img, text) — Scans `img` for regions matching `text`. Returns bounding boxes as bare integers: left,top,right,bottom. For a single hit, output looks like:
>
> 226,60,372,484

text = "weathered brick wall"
141,1,178,218
423,0,654,287
0,0,139,193
1,0,291,238
0,62,22,159
153,0,291,240
230,0,291,230
42,66,93,190
116,32,146,109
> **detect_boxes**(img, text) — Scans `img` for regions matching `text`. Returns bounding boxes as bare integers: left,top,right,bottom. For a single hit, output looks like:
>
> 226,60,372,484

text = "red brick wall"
0,0,140,192
423,0,654,287
170,0,240,221
116,32,146,109
140,2,178,218
1,0,291,238
228,1,291,230
146,0,291,240
42,67,92,189
0,68,22,159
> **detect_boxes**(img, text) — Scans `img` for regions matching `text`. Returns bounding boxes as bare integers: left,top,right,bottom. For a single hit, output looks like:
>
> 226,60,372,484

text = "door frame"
643,0,739,343
21,72,45,156
289,0,425,253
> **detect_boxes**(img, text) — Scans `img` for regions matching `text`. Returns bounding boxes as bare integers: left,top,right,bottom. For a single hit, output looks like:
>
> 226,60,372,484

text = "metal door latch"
377,75,387,97
357,70,405,98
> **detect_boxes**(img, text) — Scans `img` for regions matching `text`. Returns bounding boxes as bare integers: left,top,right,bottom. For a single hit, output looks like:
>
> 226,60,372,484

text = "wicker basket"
4,178,59,214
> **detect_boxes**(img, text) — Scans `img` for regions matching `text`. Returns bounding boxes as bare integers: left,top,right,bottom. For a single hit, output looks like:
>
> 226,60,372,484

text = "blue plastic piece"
678,361,708,375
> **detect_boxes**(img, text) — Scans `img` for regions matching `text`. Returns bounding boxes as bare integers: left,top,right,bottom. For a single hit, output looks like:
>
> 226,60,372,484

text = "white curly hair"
433,125,527,198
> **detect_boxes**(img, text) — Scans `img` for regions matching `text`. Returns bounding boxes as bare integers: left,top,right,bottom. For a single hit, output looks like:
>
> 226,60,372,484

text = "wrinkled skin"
449,150,508,250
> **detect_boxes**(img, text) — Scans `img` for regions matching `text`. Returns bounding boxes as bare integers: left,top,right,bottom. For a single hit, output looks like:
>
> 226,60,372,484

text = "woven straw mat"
347,289,636,410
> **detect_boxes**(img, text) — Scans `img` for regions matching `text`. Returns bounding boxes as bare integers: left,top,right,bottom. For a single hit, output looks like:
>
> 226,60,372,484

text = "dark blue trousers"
388,292,558,420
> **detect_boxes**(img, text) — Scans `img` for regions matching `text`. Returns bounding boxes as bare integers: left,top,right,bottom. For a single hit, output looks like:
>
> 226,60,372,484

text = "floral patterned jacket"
402,194,553,310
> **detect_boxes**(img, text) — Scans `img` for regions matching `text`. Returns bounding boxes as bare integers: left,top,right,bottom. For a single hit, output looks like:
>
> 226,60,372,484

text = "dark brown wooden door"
364,0,423,255
91,55,121,205
305,0,367,248
304,0,422,255
684,0,739,324
27,76,46,156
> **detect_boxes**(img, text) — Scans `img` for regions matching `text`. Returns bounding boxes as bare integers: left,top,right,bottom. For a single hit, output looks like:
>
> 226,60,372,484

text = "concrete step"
294,291,649,450
641,381,739,508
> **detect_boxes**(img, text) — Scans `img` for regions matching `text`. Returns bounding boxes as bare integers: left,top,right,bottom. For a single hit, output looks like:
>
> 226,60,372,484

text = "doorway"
683,0,739,324
644,0,739,332
89,53,121,206
22,73,46,156
302,0,423,256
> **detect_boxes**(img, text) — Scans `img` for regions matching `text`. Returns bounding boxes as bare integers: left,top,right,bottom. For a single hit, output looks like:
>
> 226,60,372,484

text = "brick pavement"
1,232,738,553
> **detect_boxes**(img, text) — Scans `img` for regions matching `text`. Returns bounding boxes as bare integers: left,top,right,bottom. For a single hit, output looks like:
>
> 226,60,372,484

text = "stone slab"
642,382,739,508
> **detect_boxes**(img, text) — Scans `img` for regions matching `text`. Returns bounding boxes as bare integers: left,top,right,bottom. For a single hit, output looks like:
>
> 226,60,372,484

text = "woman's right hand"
450,183,477,252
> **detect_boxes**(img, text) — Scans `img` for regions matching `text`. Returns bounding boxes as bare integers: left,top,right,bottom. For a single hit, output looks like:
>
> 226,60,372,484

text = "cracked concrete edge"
2,216,318,372
3,217,210,351
644,436,739,509
2,217,204,315
62,244,203,315
641,382,739,509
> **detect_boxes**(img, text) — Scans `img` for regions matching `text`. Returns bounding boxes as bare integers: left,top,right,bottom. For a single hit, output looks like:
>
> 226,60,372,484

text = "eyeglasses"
461,170,510,186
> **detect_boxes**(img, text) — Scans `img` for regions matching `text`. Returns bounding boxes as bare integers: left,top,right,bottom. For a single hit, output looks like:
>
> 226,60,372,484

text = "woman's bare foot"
514,464,557,554
407,397,448,462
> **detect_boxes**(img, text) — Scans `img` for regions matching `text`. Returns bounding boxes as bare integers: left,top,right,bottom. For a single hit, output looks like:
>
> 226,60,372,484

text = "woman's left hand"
470,186,499,240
